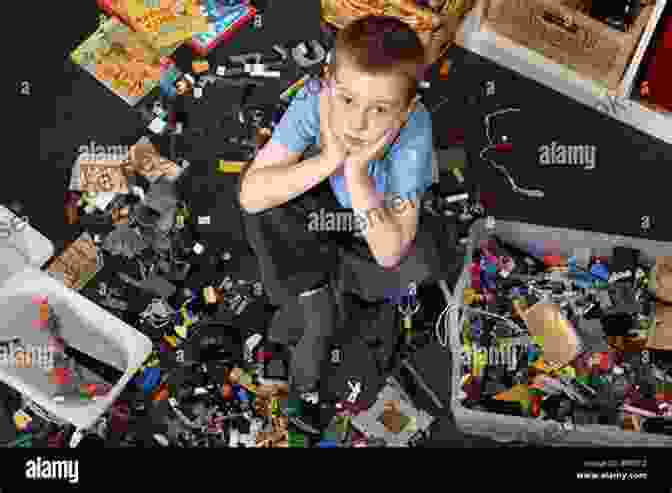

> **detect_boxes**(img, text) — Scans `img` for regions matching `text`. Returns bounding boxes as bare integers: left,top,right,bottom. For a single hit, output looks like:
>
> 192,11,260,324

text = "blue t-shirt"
270,86,435,209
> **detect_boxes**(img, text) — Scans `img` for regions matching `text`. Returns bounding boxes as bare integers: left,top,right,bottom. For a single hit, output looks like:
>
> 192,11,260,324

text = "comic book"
189,0,256,55
70,17,180,106
97,0,210,50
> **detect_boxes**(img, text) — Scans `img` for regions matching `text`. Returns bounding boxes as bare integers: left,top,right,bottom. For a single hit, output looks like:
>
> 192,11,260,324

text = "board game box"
188,0,256,55
97,0,210,50
70,17,180,106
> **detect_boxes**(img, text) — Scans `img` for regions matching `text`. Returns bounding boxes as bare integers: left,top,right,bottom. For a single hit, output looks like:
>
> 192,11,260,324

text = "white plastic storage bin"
449,218,672,446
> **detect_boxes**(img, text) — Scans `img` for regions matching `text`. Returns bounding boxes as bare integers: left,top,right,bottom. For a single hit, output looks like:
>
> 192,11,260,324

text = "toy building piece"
192,59,209,73
102,224,149,259
175,74,195,95
439,58,452,78
291,40,326,67
65,193,80,225
145,177,179,214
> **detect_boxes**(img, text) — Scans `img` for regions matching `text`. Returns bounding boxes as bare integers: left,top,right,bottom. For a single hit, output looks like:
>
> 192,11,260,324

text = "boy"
240,16,454,430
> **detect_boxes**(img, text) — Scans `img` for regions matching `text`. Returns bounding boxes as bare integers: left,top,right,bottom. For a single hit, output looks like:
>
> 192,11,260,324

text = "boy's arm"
348,173,420,269
239,87,341,214
348,113,434,269
239,144,342,214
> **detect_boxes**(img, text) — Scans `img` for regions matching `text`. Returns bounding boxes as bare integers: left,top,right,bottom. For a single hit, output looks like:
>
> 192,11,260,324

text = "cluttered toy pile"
457,238,672,436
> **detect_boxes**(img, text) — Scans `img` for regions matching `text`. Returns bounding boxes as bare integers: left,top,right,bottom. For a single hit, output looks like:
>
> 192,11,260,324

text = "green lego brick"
288,431,307,448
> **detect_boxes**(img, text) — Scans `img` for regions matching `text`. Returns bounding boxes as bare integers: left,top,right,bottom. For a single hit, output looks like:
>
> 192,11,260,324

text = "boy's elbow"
239,193,265,215
377,255,402,270
238,179,262,215
375,239,415,270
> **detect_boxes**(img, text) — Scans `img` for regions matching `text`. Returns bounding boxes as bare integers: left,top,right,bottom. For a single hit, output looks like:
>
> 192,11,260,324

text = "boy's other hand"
344,124,402,179
319,87,348,167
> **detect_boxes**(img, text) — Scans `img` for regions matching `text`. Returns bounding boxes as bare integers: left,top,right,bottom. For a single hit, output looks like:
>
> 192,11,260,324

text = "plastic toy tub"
449,218,672,446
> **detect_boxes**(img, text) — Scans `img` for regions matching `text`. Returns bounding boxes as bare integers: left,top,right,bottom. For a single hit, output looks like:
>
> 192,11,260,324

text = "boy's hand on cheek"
344,123,402,179
319,90,348,167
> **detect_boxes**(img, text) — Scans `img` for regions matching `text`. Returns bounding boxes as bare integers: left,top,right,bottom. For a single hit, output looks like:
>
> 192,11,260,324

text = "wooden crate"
482,0,655,89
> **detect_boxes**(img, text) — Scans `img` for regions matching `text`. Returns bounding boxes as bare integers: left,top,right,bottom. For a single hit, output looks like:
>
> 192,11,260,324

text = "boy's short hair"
330,16,426,104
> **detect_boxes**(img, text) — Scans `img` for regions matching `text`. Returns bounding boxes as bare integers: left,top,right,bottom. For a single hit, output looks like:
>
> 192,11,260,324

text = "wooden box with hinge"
482,0,655,89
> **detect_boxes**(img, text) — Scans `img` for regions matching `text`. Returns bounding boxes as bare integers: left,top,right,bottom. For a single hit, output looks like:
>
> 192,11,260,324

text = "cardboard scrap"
46,232,102,291
648,302,672,351
129,137,181,182
78,155,132,194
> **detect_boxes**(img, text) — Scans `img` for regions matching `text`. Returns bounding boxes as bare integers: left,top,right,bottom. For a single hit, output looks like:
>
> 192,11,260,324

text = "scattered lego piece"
192,59,209,73
291,40,326,68
439,59,452,79
217,160,245,173
148,117,168,134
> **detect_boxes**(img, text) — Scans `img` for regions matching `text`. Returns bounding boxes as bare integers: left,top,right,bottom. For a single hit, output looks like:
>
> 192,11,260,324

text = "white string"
435,302,527,348
481,108,544,198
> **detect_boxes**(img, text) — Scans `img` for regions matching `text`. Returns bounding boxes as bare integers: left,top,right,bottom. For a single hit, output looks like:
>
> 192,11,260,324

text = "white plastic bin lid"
0,205,54,273
0,243,29,285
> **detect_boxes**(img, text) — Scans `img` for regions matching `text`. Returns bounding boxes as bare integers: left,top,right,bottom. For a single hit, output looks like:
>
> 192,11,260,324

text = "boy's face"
328,58,416,154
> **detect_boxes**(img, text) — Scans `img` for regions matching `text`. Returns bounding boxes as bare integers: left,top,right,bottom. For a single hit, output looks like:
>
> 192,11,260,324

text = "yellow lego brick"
14,411,32,430
217,160,245,173
174,325,188,339
472,349,487,377
163,335,178,348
